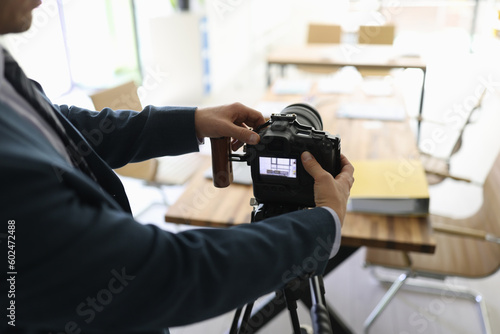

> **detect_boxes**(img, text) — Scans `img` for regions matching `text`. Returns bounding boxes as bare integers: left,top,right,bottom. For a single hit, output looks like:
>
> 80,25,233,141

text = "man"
0,0,354,333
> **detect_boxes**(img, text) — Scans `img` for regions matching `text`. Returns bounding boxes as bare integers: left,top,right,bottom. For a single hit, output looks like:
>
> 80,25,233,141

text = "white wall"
3,0,499,108
134,0,357,106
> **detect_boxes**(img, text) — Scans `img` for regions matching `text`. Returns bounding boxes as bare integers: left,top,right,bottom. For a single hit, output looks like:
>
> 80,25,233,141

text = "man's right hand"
301,152,355,226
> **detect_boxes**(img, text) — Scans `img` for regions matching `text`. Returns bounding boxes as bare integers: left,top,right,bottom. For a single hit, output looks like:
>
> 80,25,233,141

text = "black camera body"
245,103,341,207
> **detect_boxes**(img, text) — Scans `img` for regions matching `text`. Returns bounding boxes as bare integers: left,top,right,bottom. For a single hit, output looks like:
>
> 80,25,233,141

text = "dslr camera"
246,103,341,207
211,103,341,208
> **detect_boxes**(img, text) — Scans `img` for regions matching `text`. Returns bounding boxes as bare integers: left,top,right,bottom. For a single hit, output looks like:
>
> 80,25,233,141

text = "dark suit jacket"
0,85,336,333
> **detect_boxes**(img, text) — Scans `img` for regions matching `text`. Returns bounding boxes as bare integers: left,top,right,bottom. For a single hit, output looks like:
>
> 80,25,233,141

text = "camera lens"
280,103,323,130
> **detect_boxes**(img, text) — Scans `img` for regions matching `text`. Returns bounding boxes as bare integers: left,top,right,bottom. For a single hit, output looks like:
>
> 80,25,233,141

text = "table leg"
241,246,359,334
267,63,272,87
416,68,427,145
267,64,287,87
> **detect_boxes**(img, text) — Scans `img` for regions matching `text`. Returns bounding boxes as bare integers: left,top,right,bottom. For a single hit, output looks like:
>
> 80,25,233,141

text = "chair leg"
391,279,492,334
366,267,493,334
364,271,411,333
477,295,493,334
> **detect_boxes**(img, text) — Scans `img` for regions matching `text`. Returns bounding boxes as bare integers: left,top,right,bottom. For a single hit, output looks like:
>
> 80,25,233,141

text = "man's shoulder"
0,101,56,157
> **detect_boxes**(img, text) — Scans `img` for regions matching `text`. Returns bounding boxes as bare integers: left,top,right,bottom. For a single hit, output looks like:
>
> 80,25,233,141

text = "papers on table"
361,77,394,96
337,103,406,121
272,79,312,95
316,66,362,94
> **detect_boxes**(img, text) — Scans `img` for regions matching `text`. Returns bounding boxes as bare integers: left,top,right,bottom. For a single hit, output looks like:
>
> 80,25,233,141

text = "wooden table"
266,44,426,74
266,44,427,143
165,87,435,254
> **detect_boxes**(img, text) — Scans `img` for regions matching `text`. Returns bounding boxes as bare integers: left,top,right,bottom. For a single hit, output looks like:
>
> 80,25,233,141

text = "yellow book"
348,159,429,216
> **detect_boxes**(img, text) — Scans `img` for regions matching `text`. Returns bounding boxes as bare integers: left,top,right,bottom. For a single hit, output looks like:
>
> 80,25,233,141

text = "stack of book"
348,159,430,216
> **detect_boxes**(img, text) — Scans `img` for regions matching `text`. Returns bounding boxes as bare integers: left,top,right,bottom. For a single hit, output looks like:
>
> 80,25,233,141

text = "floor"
124,191,500,334
119,43,500,334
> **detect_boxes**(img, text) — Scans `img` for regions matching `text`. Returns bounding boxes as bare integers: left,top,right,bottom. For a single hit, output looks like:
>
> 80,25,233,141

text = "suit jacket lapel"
35,87,132,214
58,113,132,213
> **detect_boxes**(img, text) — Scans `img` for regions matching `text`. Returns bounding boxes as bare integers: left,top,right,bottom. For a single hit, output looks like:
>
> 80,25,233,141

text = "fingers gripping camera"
210,103,341,208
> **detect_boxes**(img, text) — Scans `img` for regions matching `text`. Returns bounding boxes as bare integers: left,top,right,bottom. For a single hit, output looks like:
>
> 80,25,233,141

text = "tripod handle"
311,304,333,334
310,275,333,334
210,137,233,188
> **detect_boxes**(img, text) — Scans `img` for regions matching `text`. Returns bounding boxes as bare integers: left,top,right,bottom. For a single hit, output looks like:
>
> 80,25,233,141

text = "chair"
90,81,167,216
357,24,396,78
363,150,500,333
89,81,142,111
420,87,487,185
307,23,342,44
297,23,342,75
89,81,157,180
89,81,206,217
358,24,395,45
114,159,159,183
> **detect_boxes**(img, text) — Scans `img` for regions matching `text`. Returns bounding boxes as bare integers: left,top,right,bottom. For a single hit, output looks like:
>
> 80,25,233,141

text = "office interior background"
2,0,500,333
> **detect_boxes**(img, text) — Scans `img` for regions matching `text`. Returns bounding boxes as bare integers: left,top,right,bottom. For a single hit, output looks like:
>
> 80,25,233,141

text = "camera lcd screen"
259,157,297,179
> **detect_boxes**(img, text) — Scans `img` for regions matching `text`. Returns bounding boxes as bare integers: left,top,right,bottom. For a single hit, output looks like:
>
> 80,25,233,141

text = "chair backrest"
365,150,500,278
438,151,500,277
90,81,160,182
448,87,487,158
419,151,500,277
475,151,500,236
307,23,342,44
114,159,159,182
358,25,395,45
90,81,142,111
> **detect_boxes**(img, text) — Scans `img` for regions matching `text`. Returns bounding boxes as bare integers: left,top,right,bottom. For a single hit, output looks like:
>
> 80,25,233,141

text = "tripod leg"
284,287,303,334
300,282,353,334
239,301,255,334
229,307,243,334
241,292,287,333
300,246,358,334
238,246,359,333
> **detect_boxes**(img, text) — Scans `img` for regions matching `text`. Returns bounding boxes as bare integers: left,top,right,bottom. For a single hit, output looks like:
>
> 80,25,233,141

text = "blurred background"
3,0,500,107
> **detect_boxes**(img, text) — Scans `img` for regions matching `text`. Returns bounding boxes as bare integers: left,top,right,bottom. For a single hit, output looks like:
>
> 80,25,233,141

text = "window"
61,0,141,89
1,0,142,99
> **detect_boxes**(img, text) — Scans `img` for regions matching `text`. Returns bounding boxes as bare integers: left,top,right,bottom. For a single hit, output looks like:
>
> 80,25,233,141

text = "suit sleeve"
56,104,200,168
3,148,337,333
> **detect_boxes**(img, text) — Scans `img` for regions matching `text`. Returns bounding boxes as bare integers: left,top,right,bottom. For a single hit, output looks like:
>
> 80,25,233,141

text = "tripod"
228,201,334,334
